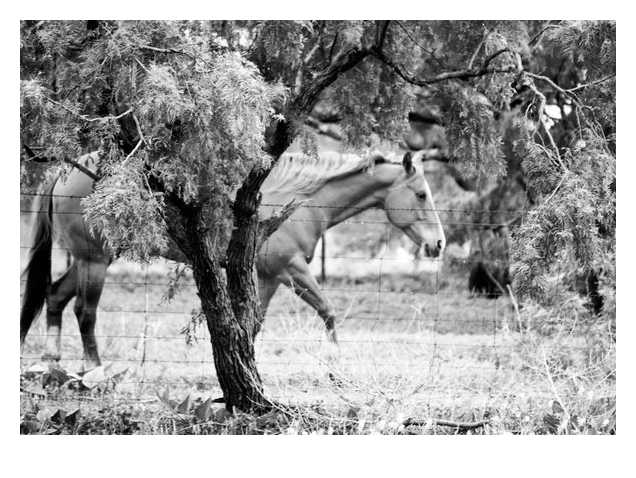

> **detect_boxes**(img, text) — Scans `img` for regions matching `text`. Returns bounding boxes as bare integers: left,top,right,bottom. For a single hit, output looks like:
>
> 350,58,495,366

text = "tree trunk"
157,84,326,413
183,208,269,412
227,176,265,339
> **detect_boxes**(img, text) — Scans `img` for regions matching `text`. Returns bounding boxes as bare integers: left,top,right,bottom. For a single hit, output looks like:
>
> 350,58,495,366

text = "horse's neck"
311,163,401,228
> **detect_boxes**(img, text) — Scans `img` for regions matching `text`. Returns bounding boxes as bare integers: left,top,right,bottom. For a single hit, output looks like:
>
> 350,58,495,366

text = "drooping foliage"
509,21,615,314
21,21,286,261
20,20,616,303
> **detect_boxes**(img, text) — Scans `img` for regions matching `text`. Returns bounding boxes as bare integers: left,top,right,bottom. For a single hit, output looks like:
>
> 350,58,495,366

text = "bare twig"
403,417,490,431
394,21,443,68
514,52,524,71
139,45,193,58
542,348,571,432
133,56,150,74
506,284,524,332
544,172,568,204
529,23,561,47
526,72,581,105
468,31,488,70
567,74,616,93
132,113,147,145
44,95,134,123
522,75,569,174
541,120,567,172
123,139,145,165
294,42,322,96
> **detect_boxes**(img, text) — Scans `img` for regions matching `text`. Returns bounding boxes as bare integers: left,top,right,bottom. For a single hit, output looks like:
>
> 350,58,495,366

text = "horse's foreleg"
74,259,108,370
282,257,339,345
42,262,78,362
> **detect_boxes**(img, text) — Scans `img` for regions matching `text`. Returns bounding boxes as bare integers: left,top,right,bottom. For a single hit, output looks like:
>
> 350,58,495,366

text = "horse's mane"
262,151,391,195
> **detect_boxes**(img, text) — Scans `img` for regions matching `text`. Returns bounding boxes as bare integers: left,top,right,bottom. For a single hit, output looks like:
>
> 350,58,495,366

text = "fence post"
321,232,326,284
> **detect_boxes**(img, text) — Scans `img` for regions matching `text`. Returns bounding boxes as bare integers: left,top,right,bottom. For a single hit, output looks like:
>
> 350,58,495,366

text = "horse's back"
51,153,109,263
258,190,323,276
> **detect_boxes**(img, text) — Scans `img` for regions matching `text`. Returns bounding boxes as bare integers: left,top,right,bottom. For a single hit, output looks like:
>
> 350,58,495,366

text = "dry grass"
20,246,615,434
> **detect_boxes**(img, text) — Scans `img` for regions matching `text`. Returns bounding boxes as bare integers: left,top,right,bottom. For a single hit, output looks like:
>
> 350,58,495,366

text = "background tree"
20,20,615,412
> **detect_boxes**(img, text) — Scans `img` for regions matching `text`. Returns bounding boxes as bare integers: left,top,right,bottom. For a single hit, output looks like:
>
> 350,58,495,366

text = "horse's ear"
402,152,414,175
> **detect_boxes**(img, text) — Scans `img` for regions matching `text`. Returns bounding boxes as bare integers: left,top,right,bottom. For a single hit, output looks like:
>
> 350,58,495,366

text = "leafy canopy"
20,21,616,309
21,21,286,260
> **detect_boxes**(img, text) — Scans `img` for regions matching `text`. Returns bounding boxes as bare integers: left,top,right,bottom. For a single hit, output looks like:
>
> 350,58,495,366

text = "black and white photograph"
18,17,617,447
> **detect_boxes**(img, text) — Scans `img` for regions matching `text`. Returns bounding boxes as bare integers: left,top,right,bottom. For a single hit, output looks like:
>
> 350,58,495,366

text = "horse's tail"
20,180,57,343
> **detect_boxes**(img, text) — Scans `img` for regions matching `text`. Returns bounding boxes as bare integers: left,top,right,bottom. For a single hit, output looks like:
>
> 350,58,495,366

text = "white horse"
21,150,445,368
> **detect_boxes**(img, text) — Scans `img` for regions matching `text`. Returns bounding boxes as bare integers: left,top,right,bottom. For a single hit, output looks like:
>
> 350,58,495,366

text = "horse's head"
384,151,446,258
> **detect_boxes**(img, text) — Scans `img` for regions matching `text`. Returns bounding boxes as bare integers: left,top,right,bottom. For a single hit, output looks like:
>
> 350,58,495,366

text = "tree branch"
139,45,194,58
521,75,569,174
370,48,518,87
21,143,101,181
293,46,372,115
482,48,511,70
43,95,134,123
543,171,568,204
526,72,581,105
63,157,101,181
567,74,616,93
467,31,488,70
376,20,390,51
122,139,145,165
132,112,147,144
257,199,306,248
529,23,561,47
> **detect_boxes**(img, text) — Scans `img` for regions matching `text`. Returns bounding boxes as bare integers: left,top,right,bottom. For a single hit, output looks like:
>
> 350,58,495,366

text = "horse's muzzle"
424,240,444,258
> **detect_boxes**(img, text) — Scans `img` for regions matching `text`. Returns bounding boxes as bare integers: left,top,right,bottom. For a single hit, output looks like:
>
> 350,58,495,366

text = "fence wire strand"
20,189,599,422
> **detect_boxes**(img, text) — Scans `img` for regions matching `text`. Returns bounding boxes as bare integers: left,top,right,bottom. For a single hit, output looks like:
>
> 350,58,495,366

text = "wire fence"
19,190,612,423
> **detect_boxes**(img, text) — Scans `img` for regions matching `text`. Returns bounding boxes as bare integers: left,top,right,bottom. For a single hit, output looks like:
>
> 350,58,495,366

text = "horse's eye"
416,192,427,200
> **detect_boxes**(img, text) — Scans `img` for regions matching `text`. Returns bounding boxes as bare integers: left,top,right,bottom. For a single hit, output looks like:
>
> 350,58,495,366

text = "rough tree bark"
188,120,295,412
152,29,381,413
178,203,268,412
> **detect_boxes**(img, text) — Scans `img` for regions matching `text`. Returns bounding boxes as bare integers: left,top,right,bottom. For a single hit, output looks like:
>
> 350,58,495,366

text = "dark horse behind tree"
20,150,446,369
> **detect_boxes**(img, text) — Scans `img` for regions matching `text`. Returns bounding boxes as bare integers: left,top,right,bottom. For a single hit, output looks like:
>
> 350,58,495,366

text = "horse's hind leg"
42,262,78,362
256,271,281,337
74,259,108,370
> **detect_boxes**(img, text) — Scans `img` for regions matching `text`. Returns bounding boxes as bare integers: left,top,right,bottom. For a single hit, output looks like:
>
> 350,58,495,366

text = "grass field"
20,237,616,434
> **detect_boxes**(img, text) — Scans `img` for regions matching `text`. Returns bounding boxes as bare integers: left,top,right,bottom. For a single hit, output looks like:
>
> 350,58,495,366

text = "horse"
20,149,445,370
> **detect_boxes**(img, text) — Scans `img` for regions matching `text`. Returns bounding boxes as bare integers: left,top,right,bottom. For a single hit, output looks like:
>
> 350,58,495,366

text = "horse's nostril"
437,240,444,250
